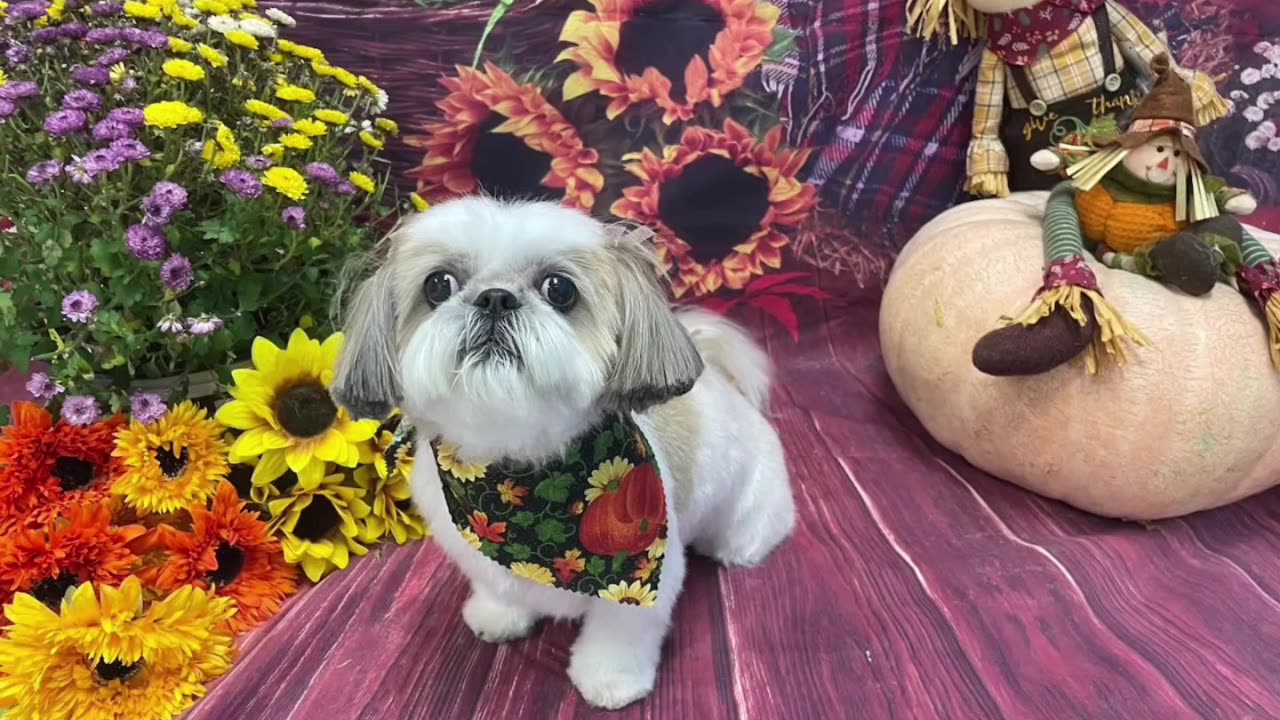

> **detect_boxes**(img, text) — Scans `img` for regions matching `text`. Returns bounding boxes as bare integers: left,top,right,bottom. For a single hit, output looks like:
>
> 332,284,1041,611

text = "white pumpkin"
881,192,1280,520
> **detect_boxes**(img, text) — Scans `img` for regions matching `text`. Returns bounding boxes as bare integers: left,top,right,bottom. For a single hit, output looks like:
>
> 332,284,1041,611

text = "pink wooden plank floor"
185,284,1280,719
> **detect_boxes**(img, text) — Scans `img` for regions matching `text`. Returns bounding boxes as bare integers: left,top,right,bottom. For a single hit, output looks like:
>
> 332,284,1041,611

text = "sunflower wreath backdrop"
0,327,427,720
402,0,832,338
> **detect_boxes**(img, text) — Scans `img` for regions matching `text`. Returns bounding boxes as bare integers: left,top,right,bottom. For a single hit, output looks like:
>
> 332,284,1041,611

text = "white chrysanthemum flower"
372,90,388,114
206,15,237,33
265,7,295,25
238,17,276,37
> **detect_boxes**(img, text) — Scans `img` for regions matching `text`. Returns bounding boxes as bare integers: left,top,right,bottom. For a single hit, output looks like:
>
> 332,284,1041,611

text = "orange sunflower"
558,0,779,125
611,119,817,297
136,483,298,633
0,503,143,609
406,62,603,211
0,402,124,533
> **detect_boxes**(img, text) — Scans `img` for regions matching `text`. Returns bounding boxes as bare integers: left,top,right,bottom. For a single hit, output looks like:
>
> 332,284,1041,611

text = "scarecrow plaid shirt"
968,0,1225,176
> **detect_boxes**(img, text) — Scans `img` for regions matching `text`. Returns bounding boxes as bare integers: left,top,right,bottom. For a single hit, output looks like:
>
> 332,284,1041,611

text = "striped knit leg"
1043,183,1086,266
1097,248,1139,273
1240,227,1274,268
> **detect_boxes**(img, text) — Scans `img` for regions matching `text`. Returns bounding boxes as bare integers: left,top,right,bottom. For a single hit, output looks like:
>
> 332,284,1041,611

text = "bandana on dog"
385,414,668,608
985,0,1106,66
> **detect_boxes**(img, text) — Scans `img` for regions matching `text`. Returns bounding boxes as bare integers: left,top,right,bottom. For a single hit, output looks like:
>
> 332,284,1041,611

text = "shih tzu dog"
332,197,795,709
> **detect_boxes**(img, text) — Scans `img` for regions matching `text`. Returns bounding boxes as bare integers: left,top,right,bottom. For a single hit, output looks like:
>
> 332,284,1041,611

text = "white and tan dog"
332,197,795,709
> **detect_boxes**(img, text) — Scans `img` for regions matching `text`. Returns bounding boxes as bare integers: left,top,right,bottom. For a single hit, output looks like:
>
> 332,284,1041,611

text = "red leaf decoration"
749,295,800,342
757,283,833,300
744,272,812,296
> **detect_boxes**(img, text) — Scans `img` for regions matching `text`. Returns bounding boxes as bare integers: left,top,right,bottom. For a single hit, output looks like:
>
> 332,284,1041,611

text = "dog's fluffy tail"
677,307,773,411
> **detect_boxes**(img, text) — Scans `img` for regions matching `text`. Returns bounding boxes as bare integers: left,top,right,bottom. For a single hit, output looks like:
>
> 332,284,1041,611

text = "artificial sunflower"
359,429,426,545
406,63,602,211
598,579,658,607
0,503,143,609
558,0,778,125
112,401,229,515
215,329,379,481
268,469,371,582
137,483,297,633
612,119,817,297
0,577,236,720
0,402,123,533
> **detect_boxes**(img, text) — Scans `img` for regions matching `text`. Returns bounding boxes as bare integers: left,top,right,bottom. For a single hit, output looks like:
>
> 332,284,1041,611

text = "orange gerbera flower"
558,0,779,125
0,402,124,533
137,483,298,633
406,62,603,211
611,119,817,297
0,502,144,608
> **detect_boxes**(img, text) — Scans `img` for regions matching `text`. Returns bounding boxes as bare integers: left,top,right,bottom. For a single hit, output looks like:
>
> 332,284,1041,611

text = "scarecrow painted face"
1121,134,1188,186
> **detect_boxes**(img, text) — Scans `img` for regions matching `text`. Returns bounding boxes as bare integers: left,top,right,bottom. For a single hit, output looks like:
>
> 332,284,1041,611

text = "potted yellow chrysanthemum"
0,0,398,421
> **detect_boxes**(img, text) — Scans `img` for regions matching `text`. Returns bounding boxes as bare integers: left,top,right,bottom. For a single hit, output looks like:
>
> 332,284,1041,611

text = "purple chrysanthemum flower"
60,23,88,39
91,118,132,142
0,100,17,120
44,109,87,137
8,1,51,20
90,1,123,15
71,66,110,87
244,155,273,170
62,290,99,323
65,158,94,184
304,162,340,186
125,224,167,261
0,81,40,100
186,315,223,336
142,182,188,225
61,395,102,427
156,314,184,334
95,47,131,66
25,160,62,185
160,254,193,291
25,372,65,403
129,392,167,424
119,77,138,95
219,170,262,199
335,181,357,196
85,27,121,44
62,89,103,112
282,206,306,230
271,117,293,130
31,28,62,45
109,138,150,163
107,107,144,127
134,30,167,50
5,44,32,66
120,27,146,45
83,148,122,177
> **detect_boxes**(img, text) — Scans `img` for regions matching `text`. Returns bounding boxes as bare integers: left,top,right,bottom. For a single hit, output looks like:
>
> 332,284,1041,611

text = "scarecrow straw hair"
906,0,984,43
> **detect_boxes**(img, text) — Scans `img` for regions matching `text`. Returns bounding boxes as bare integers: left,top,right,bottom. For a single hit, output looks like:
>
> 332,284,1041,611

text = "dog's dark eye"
1156,145,1166,153
541,274,577,312
423,271,458,306
1173,149,1182,158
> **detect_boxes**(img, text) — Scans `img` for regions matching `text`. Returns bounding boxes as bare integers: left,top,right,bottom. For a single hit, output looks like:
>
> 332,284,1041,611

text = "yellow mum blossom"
162,58,205,82
0,69,7,88
0,3,8,19
358,75,382,93
123,0,161,19
313,109,349,125
262,167,308,200
311,61,358,88
224,0,242,9
44,0,64,21
225,29,258,49
143,101,204,129
376,117,400,135
198,43,228,68
244,98,289,122
193,0,227,12
280,133,313,150
109,62,127,85
286,42,325,62
410,192,430,212
172,11,198,28
269,53,284,64
167,36,193,53
292,118,327,137
202,122,241,169
348,172,375,194
276,84,316,103
262,143,285,160
359,131,383,150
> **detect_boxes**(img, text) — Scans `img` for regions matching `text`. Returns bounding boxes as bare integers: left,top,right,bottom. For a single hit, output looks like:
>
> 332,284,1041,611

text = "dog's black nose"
473,288,521,314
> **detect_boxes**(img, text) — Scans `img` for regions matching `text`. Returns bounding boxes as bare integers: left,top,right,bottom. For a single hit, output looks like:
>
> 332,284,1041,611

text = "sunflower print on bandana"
389,414,667,608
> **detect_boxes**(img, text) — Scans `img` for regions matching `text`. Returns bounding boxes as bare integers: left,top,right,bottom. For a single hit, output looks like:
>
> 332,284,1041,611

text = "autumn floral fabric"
401,414,668,607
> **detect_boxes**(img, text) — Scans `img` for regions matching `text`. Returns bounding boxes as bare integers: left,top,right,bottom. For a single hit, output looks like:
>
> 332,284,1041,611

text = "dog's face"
332,197,703,455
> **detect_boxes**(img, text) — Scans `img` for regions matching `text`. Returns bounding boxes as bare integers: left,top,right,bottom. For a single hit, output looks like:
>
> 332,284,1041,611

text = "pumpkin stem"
1008,284,1151,375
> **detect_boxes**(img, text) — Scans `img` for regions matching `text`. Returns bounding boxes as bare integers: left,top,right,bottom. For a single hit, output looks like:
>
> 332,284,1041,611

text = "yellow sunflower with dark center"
112,401,229,515
558,0,778,125
268,468,371,582
0,577,236,720
359,429,427,545
406,63,603,211
611,119,817,297
216,329,380,480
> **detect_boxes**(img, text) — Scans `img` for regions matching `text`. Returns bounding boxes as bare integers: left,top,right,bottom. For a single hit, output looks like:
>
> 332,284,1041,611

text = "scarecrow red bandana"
985,0,1107,66
394,414,668,608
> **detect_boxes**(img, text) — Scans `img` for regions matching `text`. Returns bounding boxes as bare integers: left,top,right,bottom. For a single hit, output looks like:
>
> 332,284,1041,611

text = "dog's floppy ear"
600,224,703,412
332,264,402,420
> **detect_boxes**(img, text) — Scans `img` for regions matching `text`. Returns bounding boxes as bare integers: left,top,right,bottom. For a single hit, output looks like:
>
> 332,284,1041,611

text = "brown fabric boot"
1148,232,1219,296
972,300,1098,376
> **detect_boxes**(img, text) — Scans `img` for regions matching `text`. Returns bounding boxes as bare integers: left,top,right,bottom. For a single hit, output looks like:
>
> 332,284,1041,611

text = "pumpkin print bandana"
386,414,668,608
985,0,1106,66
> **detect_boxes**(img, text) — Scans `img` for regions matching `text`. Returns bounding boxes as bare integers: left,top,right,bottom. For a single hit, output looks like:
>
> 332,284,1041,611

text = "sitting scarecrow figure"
972,54,1280,377
906,0,1230,197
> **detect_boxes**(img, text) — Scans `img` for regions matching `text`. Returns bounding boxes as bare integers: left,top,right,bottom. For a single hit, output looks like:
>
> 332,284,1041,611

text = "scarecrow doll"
907,0,1230,196
971,55,1280,377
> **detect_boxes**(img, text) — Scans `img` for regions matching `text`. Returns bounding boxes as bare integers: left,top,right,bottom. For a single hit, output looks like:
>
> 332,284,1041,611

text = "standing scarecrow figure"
907,0,1230,197
971,54,1280,377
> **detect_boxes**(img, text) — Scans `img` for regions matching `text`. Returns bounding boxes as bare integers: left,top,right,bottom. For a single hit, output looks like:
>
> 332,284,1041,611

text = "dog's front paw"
568,657,656,710
462,591,536,644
